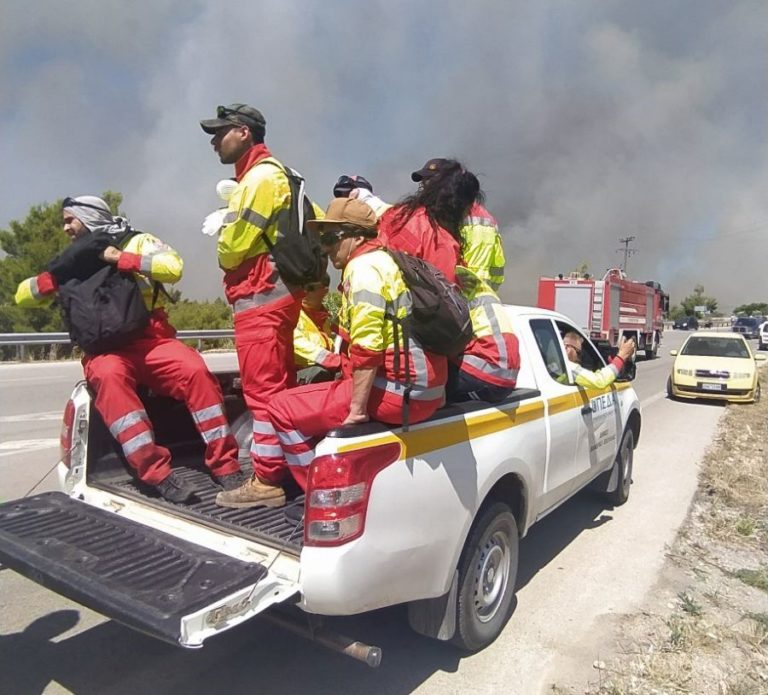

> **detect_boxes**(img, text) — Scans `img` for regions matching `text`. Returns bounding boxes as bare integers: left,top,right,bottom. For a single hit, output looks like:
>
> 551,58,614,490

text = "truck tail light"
60,399,76,469
304,441,401,547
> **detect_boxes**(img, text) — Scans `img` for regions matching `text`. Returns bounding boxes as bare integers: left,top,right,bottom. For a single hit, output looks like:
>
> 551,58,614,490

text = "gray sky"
1,0,766,310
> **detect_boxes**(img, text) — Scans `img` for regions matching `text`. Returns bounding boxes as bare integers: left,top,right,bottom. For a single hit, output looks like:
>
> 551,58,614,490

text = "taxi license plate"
701,383,724,391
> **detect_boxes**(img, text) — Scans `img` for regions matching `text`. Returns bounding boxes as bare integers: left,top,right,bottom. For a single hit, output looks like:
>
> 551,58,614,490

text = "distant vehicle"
672,316,699,330
537,268,668,359
759,322,768,351
667,331,766,403
732,316,763,340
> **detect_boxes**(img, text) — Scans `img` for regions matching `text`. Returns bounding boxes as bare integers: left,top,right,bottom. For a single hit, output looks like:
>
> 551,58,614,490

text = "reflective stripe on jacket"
15,232,181,312
339,243,446,403
454,268,520,388
294,308,340,369
460,202,505,290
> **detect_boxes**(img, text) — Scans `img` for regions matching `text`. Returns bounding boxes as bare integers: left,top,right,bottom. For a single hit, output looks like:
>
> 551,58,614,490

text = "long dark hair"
393,159,483,240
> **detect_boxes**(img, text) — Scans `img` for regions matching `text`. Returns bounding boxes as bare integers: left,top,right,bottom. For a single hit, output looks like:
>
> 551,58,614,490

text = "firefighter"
563,332,636,388
410,158,505,289
15,196,242,503
199,103,306,506
215,198,447,507
448,267,521,403
294,273,342,384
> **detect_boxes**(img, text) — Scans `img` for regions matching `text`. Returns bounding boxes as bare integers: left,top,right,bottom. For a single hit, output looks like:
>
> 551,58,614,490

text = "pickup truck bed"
84,381,542,556
85,389,306,553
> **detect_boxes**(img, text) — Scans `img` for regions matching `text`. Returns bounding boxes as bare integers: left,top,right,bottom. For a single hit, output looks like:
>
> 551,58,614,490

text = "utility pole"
617,235,637,273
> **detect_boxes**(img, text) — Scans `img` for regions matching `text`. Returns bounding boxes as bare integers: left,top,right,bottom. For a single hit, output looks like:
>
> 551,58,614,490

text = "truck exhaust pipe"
263,610,382,668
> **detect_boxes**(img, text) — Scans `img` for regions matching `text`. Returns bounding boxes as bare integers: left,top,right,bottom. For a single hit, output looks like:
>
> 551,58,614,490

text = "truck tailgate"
0,492,296,647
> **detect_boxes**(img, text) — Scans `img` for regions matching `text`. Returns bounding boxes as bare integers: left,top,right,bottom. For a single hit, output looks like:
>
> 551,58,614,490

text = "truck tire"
645,334,659,360
605,428,634,506
451,502,518,652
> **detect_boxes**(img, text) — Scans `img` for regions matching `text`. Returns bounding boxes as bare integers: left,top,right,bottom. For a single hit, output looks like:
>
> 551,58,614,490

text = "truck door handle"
581,405,593,415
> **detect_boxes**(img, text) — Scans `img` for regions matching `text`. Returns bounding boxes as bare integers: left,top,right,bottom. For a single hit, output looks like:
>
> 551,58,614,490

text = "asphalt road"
0,333,744,694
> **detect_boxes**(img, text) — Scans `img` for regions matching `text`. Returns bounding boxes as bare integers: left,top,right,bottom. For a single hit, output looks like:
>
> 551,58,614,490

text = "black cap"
333,174,374,198
411,158,450,182
200,104,266,135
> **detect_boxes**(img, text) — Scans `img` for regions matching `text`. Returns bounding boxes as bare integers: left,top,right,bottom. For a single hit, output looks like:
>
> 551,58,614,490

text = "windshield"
681,337,750,358
735,318,758,327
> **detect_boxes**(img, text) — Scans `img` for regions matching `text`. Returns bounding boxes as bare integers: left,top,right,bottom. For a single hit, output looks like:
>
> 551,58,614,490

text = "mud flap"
0,492,298,647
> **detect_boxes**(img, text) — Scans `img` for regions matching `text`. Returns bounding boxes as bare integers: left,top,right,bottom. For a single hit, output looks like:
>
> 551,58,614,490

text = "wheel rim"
472,530,511,623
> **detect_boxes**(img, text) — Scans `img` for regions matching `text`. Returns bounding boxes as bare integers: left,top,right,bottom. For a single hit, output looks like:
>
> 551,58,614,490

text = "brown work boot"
214,474,286,509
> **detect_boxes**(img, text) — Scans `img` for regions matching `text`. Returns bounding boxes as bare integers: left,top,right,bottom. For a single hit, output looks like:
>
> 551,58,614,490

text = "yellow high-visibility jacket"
460,202,505,290
294,309,340,370
568,358,623,389
15,232,182,310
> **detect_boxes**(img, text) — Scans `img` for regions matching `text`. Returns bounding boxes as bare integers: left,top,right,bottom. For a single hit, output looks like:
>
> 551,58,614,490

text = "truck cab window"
530,318,567,382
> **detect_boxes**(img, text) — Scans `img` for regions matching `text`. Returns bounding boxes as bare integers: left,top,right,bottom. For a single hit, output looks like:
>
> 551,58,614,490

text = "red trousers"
233,298,301,483
266,378,442,490
83,337,240,485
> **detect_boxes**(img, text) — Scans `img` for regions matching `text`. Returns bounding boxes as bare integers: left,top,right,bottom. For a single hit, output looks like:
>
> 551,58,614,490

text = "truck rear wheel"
451,502,518,652
645,334,659,360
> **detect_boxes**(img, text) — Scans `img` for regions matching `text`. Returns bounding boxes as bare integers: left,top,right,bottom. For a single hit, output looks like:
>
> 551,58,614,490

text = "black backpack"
387,250,473,357
57,229,171,355
260,160,326,287
58,266,159,355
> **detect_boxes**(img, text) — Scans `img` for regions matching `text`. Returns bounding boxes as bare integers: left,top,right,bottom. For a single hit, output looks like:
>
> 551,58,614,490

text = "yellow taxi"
667,331,765,403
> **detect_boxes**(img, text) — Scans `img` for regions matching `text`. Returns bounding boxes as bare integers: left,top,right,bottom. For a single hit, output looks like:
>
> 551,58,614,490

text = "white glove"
353,188,391,218
201,208,227,237
216,178,238,202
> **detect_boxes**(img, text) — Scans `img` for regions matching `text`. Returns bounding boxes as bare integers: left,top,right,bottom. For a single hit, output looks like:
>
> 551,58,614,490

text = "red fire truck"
537,268,669,359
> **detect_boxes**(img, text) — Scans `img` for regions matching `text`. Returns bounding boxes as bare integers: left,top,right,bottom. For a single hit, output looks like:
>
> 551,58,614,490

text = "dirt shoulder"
553,366,768,695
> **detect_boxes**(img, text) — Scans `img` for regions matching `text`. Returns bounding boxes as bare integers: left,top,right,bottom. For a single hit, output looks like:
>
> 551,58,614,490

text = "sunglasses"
217,105,247,119
319,231,343,247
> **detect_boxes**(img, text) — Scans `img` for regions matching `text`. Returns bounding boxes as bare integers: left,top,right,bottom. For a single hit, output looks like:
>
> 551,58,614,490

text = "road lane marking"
0,439,59,457
0,412,62,423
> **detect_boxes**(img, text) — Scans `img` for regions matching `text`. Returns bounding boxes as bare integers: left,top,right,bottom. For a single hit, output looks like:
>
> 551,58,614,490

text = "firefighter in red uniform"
15,196,242,503
449,267,521,402
408,158,505,288
216,198,447,508
199,104,308,508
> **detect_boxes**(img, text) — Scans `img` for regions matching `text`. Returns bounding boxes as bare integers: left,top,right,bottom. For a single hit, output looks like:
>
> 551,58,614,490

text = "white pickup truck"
0,306,640,666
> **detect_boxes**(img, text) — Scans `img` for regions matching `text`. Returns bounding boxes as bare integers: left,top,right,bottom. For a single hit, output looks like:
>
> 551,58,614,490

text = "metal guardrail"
0,330,235,361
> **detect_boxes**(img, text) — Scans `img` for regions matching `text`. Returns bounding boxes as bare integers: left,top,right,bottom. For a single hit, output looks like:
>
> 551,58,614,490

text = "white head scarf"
61,195,133,237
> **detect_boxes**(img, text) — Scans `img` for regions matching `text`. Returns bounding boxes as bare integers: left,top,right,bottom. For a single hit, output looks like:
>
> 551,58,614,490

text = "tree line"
2,197,763,360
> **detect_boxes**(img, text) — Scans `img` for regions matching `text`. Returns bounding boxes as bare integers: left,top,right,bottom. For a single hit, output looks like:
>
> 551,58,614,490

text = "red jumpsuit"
15,234,241,486
218,144,304,482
